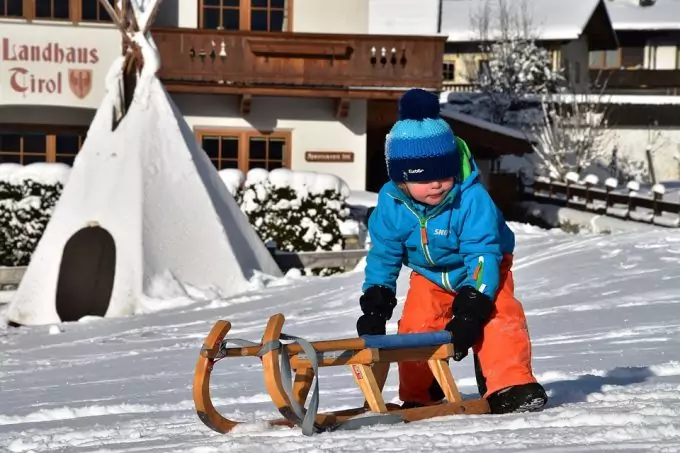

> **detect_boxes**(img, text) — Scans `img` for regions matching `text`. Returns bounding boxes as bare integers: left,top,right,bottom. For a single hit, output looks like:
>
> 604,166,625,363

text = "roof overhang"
440,109,535,158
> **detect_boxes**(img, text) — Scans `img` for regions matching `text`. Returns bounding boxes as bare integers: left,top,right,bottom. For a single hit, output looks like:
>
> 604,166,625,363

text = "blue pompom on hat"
385,88,460,182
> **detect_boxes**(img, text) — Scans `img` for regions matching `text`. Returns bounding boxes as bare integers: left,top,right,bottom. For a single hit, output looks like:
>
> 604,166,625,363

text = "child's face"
405,177,454,206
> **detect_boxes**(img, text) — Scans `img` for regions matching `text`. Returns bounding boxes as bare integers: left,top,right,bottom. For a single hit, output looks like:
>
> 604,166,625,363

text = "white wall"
369,0,439,35
603,127,680,181
0,21,121,109
171,94,368,190
561,36,589,92
174,0,198,28
293,0,368,33
646,45,678,69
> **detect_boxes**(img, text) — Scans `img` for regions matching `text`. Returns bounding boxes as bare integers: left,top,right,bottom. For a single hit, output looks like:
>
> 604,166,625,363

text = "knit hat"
385,88,459,182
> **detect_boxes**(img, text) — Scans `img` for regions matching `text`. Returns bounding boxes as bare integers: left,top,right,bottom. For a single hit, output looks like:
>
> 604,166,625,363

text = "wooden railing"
152,28,446,92
441,82,477,92
526,176,680,227
590,69,680,90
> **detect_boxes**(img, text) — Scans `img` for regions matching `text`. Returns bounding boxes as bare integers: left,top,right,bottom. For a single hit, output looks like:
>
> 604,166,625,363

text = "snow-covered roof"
440,106,536,143
605,0,680,31
441,0,608,42
545,93,680,105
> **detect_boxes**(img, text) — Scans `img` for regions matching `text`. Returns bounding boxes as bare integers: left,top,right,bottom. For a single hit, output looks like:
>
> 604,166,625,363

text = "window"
195,129,291,172
477,59,490,83
35,0,70,19
250,0,286,32
0,0,23,17
0,127,86,165
621,47,644,68
589,49,621,69
247,135,286,170
0,131,49,165
81,0,114,21
54,131,86,165
442,62,455,82
200,0,290,31
0,0,114,22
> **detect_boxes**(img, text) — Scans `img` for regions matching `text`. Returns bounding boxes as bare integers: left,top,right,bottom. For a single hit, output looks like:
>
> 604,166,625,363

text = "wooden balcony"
152,28,446,100
590,69,680,90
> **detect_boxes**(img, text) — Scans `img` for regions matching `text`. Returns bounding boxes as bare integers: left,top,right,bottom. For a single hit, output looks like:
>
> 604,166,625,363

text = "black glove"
356,313,387,336
356,286,397,336
445,286,494,362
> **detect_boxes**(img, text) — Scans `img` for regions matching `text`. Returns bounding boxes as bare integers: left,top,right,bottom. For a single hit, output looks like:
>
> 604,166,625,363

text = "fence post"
626,181,640,218
583,174,599,209
651,183,665,217
565,172,580,207
604,177,618,211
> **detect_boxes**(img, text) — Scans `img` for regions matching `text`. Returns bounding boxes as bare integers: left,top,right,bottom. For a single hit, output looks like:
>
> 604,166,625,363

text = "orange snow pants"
397,254,537,404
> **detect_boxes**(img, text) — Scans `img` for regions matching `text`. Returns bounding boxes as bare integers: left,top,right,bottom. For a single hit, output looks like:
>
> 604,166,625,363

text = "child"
356,88,547,414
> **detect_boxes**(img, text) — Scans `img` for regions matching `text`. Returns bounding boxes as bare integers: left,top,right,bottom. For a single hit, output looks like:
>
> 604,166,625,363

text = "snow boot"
486,382,548,414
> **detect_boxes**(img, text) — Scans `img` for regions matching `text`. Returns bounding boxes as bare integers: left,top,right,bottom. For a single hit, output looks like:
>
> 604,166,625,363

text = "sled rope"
216,334,403,435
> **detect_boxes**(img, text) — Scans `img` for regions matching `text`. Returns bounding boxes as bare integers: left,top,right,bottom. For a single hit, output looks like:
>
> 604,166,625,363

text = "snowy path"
2,224,680,452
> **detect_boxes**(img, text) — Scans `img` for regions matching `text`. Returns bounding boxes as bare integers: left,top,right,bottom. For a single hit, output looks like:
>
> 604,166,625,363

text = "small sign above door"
305,151,354,163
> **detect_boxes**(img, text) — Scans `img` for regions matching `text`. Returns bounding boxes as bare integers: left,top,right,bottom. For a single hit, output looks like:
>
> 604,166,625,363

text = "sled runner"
193,313,490,436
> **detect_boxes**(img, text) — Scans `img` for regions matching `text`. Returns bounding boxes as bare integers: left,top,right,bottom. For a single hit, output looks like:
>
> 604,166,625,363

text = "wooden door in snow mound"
56,226,116,322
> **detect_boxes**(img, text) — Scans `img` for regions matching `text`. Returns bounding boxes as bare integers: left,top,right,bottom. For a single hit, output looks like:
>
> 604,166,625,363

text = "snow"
441,0,603,42
2,224,680,450
606,0,680,30
5,39,281,326
217,169,245,196
0,163,71,186
440,107,534,142
346,190,378,209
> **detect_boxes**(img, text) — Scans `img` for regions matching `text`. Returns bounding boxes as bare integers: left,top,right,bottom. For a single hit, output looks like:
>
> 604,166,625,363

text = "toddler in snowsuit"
356,88,547,414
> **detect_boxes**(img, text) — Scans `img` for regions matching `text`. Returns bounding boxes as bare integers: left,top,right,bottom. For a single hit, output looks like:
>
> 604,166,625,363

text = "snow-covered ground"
2,223,680,452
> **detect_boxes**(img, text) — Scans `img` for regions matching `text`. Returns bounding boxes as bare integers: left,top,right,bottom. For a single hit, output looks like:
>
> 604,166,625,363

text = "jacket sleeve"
456,184,503,299
362,197,405,293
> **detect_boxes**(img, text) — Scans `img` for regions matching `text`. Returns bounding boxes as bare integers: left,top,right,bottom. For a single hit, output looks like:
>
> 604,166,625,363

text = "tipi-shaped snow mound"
6,58,282,326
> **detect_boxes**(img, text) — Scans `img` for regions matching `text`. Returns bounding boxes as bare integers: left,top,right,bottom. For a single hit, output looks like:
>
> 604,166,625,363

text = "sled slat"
350,364,388,413
289,348,378,368
428,359,462,403
292,368,315,407
376,344,453,363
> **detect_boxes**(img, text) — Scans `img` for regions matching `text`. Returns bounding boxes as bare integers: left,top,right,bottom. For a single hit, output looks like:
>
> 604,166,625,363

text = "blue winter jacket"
363,138,515,299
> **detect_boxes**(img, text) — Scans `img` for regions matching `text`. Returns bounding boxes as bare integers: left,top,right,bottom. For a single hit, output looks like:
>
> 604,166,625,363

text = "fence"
525,174,680,228
0,248,370,287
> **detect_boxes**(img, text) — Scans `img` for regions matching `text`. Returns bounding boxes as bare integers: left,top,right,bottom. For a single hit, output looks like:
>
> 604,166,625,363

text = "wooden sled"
193,313,490,435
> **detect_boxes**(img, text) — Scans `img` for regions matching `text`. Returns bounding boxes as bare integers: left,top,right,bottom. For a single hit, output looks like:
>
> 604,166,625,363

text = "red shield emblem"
68,69,93,100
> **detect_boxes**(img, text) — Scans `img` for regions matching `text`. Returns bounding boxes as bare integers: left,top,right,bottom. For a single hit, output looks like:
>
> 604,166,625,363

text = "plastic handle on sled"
360,330,453,350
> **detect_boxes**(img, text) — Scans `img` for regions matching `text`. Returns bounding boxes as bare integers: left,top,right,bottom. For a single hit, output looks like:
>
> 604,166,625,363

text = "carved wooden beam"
335,98,350,119
239,94,252,115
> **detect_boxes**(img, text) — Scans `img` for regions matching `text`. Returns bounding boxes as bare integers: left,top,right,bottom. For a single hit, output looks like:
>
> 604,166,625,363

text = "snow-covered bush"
0,164,69,266
237,168,351,276
1,164,351,276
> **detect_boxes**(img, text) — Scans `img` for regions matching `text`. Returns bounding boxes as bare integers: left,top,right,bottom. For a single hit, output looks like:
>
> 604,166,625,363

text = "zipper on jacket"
387,193,435,266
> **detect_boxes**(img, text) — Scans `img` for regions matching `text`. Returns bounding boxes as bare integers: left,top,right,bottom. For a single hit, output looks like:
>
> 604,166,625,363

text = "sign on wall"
0,23,121,109
305,151,355,163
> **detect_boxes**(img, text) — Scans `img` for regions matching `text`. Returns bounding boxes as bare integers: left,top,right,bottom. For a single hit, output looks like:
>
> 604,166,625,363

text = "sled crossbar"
205,330,453,360
193,313,490,437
